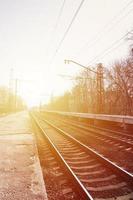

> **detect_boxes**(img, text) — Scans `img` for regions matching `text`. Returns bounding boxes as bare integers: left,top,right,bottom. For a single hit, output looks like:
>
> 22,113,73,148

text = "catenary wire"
49,0,86,66
87,33,128,66
46,0,66,54
76,0,133,56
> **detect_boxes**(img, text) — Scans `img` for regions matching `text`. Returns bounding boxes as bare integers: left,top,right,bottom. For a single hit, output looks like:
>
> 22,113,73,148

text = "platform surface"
0,111,47,200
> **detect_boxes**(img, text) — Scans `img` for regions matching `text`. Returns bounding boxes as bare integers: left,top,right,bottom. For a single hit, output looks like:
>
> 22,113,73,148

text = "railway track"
31,112,133,200
42,113,133,150
41,113,133,173
65,118,133,148
31,113,93,200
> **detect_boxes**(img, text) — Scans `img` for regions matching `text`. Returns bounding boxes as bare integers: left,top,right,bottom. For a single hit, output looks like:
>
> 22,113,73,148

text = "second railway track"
31,112,133,200
42,113,133,149
41,112,133,174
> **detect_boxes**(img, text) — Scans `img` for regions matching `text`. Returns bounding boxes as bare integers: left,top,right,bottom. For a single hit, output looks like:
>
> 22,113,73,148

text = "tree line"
0,86,26,114
46,46,133,116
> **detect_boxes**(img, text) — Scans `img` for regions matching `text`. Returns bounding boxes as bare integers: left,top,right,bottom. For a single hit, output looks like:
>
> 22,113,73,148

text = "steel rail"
49,116,133,149
87,124,133,139
60,115,133,139
65,120,133,148
38,115,133,189
30,113,94,200
42,111,133,139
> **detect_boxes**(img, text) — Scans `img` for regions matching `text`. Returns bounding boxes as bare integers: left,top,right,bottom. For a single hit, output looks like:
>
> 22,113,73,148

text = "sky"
0,0,133,107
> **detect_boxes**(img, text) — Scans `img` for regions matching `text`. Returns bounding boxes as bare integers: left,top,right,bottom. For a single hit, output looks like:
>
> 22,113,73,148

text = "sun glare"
17,72,72,108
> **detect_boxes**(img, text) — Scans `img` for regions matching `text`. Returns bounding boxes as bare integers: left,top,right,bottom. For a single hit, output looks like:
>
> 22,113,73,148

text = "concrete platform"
0,111,48,200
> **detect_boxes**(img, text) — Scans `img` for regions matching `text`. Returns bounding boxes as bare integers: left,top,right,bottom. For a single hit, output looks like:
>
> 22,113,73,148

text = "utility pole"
64,59,105,113
84,69,89,112
14,79,18,111
96,63,104,113
8,68,14,112
8,69,18,112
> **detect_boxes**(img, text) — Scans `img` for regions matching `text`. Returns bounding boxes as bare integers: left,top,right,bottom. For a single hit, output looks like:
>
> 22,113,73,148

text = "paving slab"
0,111,48,200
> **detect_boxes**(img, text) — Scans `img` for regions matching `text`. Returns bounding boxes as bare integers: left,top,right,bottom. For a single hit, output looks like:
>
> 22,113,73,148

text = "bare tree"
106,58,133,115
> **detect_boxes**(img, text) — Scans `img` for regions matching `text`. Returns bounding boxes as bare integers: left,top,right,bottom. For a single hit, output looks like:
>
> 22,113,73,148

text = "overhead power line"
59,74,94,81
99,39,126,61
76,0,133,55
46,0,66,54
50,0,66,41
49,0,85,66
87,33,128,65
54,0,66,32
